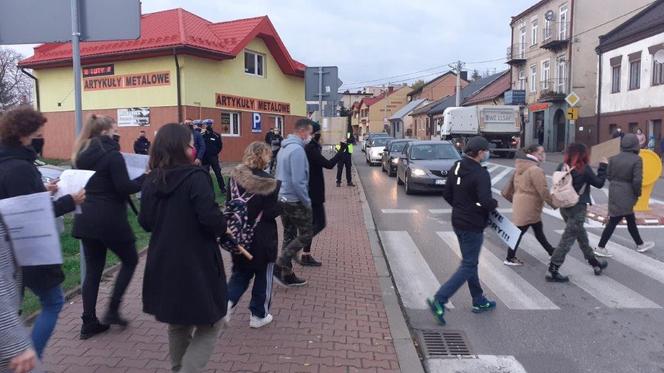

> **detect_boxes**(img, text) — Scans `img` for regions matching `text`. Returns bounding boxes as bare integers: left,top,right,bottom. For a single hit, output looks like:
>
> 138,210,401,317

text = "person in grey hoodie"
274,119,314,287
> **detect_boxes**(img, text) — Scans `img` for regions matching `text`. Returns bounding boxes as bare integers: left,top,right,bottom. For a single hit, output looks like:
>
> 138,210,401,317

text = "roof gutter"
173,49,183,123
20,68,40,111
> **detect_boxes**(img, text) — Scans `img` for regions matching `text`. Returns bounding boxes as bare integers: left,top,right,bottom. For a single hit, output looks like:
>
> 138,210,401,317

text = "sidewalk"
41,168,402,372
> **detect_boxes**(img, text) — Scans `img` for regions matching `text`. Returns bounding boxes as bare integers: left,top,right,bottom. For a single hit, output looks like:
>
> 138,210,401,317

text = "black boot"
336,181,341,187
299,254,322,267
102,304,129,327
80,316,110,340
545,263,570,283
588,257,608,276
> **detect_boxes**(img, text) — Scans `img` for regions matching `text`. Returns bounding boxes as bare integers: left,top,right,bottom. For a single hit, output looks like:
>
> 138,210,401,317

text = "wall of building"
413,75,467,101
366,87,412,133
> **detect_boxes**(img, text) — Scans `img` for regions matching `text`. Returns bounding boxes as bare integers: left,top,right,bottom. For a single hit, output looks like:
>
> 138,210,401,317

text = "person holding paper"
138,123,228,372
71,114,145,340
0,106,85,358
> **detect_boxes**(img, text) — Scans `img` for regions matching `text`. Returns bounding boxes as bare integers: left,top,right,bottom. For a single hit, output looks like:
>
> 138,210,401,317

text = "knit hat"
311,121,321,134
621,133,640,152
464,136,490,153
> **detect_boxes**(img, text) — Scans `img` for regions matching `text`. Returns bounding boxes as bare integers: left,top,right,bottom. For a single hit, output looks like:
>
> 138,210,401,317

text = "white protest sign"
487,210,522,250
53,170,95,199
121,153,149,180
0,192,62,266
38,166,64,181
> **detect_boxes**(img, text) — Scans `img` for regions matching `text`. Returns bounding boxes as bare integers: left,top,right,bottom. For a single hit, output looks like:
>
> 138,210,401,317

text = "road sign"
252,113,262,133
567,107,579,120
565,91,580,107
305,66,343,102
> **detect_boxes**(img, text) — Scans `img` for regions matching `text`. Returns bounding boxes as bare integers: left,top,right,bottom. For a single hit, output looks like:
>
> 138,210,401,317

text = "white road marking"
378,231,453,309
429,208,513,214
486,165,499,173
520,234,661,309
438,232,559,310
427,355,528,373
491,167,512,186
381,209,419,214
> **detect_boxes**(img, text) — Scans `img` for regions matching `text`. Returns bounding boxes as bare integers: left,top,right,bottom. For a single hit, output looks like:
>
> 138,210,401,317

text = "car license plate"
435,179,445,185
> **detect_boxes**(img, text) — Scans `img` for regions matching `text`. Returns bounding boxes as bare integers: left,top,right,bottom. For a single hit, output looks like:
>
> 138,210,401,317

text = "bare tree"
410,79,426,91
0,48,32,110
471,69,482,81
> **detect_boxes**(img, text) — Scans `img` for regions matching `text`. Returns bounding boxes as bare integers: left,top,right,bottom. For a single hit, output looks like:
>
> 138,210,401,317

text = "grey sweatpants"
551,204,596,267
168,321,222,373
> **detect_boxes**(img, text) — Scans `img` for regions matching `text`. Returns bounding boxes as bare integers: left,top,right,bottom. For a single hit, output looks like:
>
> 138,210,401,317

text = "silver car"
396,141,461,195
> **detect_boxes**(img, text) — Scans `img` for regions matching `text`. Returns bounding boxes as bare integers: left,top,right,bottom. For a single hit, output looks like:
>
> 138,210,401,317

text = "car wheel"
405,174,413,195
389,169,396,177
397,172,404,185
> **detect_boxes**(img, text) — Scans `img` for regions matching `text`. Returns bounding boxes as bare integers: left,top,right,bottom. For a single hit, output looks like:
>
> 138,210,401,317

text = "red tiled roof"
463,71,511,105
19,8,305,77
359,90,394,108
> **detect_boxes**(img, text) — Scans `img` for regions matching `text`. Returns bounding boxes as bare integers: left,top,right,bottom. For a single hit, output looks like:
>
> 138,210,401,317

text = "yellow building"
19,8,306,161
354,86,412,135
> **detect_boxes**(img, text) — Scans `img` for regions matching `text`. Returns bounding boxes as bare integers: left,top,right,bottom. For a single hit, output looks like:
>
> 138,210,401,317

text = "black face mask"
112,134,121,143
313,133,321,143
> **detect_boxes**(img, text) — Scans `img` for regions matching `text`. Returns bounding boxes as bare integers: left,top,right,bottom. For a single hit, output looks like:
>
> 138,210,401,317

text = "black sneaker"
347,182,356,187
545,263,570,283
299,254,322,267
80,318,110,340
102,309,129,327
273,268,307,287
336,182,341,187
591,259,608,276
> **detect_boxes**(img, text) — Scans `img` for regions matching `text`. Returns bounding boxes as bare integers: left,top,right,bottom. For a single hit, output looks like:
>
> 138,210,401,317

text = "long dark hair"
149,123,192,173
563,143,589,171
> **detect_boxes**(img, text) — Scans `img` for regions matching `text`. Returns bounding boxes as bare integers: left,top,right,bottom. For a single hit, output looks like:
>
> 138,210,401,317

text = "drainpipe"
596,49,603,145
567,0,575,145
173,49,183,123
20,68,40,110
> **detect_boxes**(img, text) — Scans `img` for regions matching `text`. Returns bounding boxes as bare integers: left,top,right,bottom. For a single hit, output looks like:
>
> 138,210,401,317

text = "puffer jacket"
607,134,643,216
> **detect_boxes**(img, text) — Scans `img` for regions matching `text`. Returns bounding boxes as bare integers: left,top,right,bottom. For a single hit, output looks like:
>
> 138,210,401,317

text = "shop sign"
252,113,262,133
82,64,114,78
84,71,170,91
528,102,549,112
117,107,150,127
215,93,291,114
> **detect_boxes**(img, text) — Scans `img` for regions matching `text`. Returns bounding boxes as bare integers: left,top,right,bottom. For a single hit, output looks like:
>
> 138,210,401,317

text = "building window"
556,57,566,94
274,115,284,135
244,50,265,77
518,68,526,90
559,4,568,40
541,60,551,90
221,111,241,136
530,65,537,93
611,65,621,93
653,56,664,86
544,18,552,40
629,60,641,90
531,18,538,46
629,122,638,133
519,25,527,58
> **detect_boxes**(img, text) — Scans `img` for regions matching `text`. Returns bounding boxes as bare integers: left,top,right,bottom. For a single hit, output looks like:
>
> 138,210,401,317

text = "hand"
600,157,609,164
71,189,86,205
45,181,58,194
9,348,36,373
194,159,202,166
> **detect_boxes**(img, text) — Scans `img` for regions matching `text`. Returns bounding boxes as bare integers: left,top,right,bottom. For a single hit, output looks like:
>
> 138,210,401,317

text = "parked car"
362,132,390,153
365,136,393,165
396,140,461,195
381,139,413,177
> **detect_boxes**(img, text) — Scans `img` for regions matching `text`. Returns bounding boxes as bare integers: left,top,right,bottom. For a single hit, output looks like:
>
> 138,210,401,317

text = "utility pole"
449,60,465,107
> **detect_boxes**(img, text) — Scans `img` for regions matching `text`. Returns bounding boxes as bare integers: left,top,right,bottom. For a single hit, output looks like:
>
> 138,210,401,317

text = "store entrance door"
554,109,566,152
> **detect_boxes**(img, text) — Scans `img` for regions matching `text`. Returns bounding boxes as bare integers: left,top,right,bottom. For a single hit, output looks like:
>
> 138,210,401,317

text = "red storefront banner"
215,93,291,114
83,71,171,91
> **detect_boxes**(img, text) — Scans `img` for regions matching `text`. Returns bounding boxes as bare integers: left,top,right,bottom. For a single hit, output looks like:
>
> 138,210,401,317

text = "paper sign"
38,166,64,182
122,153,149,180
487,210,522,250
590,138,620,167
53,170,95,199
0,192,62,266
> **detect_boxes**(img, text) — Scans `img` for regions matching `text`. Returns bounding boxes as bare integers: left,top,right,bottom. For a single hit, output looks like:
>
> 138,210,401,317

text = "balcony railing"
506,44,527,65
541,22,570,50
538,79,568,102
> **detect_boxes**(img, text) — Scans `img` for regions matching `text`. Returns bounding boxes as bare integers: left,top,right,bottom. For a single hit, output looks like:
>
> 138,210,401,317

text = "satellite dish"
545,10,555,21
654,49,664,64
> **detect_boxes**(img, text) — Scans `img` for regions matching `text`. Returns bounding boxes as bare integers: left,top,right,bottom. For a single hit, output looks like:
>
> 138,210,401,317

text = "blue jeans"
30,285,65,358
434,230,485,305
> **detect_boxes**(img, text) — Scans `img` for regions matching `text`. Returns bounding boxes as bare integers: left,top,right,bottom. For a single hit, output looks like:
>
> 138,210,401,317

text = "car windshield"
389,142,408,152
372,138,391,147
409,144,460,160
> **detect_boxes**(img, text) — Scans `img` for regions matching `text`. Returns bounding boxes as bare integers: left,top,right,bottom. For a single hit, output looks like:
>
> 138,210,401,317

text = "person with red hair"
547,143,608,282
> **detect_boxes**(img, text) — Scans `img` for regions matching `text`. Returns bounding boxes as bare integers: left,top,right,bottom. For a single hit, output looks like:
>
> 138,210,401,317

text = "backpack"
220,178,262,253
550,164,586,208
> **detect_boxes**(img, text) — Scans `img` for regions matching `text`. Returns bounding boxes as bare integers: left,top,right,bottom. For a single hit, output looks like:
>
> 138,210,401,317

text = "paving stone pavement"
41,167,402,373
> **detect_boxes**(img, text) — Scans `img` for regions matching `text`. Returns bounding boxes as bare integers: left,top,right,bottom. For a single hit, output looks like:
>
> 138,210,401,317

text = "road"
353,151,664,373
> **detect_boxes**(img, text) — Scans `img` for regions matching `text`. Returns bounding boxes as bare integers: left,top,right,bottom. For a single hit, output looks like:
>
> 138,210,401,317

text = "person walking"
0,107,84,358
265,128,282,174
547,143,608,282
501,144,556,266
635,128,647,149
184,119,206,166
273,119,314,287
224,142,281,328
139,123,228,373
335,133,355,187
427,136,498,325
299,122,344,266
201,119,226,194
0,215,36,373
72,114,144,339
595,134,654,256
133,130,151,155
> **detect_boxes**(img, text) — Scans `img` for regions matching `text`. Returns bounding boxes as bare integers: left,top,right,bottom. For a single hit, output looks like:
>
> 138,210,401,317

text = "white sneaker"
636,241,655,253
249,314,273,329
594,247,613,258
223,301,234,324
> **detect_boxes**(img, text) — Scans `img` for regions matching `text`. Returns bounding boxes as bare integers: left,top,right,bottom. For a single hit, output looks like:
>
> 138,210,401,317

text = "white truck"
440,105,521,158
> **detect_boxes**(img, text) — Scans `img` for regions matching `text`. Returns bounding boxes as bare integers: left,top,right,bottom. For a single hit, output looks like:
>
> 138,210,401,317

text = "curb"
353,161,425,373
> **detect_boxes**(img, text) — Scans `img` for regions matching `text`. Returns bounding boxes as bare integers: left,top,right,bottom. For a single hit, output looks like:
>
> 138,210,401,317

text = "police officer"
335,132,355,187
201,119,226,194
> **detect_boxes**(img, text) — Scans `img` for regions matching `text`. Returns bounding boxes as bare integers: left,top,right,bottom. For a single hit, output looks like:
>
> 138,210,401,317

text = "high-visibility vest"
335,143,353,154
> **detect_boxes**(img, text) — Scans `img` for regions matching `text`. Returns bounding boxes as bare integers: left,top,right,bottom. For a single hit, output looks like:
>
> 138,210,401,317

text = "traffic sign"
567,107,579,120
565,91,580,107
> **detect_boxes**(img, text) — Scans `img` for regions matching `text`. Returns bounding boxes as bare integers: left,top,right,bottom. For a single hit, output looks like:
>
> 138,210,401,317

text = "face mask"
481,150,490,163
304,135,313,144
31,137,44,148
112,134,120,143
540,153,546,163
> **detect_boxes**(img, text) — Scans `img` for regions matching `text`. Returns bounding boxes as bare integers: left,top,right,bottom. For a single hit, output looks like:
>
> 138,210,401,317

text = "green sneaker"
472,299,497,314
427,298,446,325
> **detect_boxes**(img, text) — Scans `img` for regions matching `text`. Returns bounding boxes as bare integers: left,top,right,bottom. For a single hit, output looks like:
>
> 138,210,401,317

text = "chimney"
388,86,394,94
460,70,468,82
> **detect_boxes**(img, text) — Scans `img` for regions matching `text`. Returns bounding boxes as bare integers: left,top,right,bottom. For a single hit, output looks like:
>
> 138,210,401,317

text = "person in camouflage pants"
277,202,314,274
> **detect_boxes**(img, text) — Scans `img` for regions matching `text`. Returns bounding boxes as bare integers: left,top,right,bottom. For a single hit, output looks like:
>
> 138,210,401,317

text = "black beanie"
464,136,490,154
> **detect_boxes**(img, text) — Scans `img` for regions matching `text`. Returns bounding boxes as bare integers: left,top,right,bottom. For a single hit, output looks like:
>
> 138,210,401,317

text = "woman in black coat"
139,123,227,372
0,107,84,359
71,114,144,339
225,142,281,328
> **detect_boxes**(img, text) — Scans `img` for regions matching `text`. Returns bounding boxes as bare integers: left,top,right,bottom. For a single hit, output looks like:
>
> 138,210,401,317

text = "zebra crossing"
380,229,664,311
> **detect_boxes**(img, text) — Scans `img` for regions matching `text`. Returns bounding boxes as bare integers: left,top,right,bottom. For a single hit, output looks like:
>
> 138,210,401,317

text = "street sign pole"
317,66,324,122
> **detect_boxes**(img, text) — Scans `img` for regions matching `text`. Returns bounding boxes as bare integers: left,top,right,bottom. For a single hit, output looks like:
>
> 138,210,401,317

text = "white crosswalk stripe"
429,208,513,214
437,232,559,310
491,167,512,186
381,209,418,214
519,234,661,309
378,231,454,309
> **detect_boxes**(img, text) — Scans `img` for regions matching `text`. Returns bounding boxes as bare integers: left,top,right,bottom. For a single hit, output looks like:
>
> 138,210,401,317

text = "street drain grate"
417,330,473,358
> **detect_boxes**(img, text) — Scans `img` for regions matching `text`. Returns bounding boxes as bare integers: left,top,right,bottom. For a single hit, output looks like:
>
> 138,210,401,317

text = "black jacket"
0,145,76,290
443,157,498,232
227,165,281,269
133,137,150,155
305,139,342,205
139,166,227,325
202,130,223,160
72,136,143,244
556,163,607,206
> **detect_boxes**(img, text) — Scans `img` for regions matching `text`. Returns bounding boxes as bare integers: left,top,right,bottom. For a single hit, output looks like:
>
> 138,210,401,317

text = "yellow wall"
36,56,178,112
367,86,412,133
181,38,305,116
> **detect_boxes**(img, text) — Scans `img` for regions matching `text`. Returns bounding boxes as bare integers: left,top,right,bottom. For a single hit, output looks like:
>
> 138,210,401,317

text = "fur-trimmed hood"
230,164,279,195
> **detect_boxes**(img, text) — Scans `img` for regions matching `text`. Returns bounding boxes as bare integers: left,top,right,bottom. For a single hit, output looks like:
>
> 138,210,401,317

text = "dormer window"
244,50,265,77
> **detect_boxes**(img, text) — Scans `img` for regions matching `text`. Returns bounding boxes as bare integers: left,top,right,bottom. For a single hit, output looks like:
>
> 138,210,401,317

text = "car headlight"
391,158,399,164
411,168,426,177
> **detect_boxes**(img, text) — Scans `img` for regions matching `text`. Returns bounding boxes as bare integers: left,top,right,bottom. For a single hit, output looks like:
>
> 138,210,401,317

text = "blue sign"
505,90,526,105
252,113,262,133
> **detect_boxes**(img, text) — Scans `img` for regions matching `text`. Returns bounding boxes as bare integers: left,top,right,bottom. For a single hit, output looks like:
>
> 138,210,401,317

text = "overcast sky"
4,0,535,90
